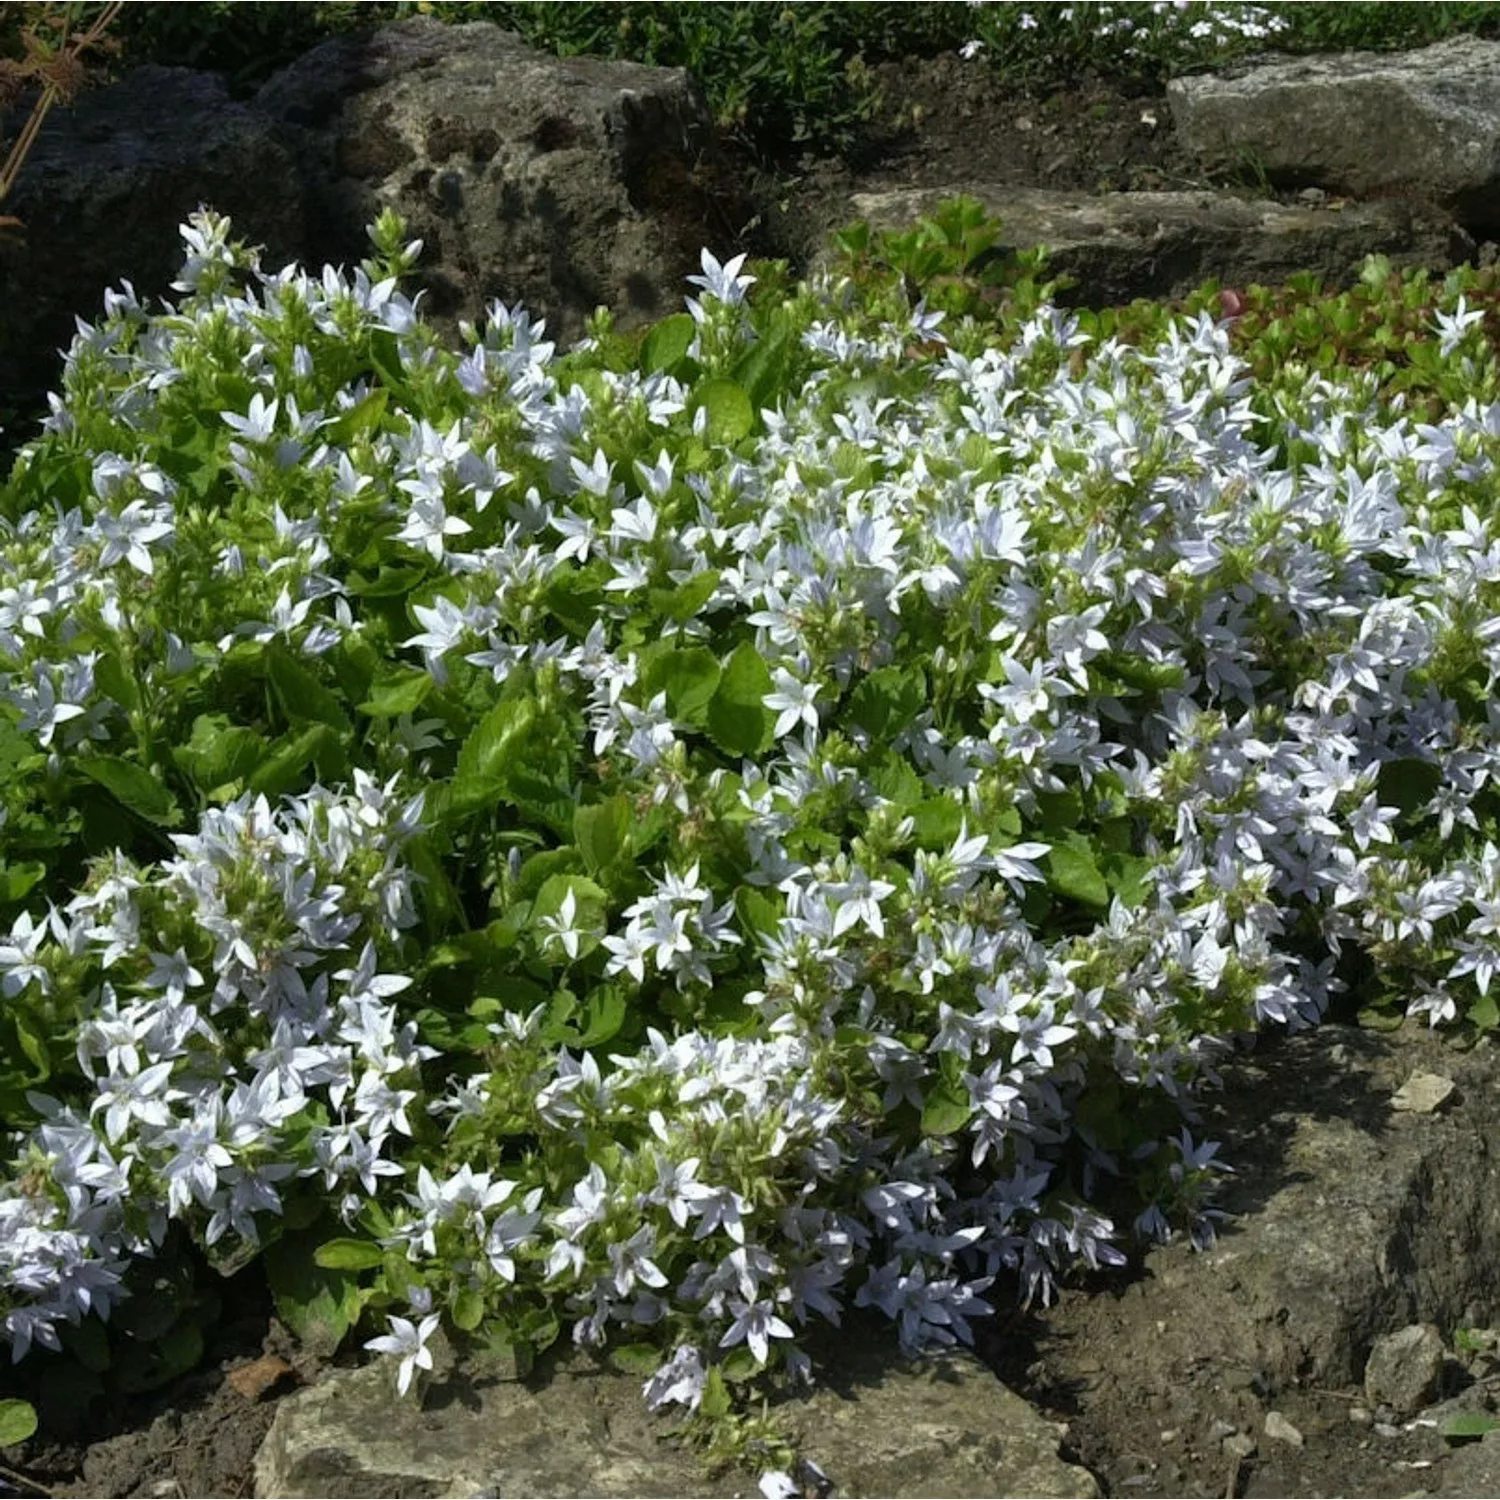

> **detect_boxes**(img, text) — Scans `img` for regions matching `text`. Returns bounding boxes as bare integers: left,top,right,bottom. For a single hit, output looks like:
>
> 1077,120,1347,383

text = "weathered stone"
827,185,1466,306
254,17,718,348
253,1327,1099,1499
0,65,304,416
1167,38,1500,230
1364,1323,1448,1416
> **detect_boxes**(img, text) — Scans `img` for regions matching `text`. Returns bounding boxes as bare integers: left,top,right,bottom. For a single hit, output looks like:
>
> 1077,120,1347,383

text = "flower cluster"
0,205,1498,1449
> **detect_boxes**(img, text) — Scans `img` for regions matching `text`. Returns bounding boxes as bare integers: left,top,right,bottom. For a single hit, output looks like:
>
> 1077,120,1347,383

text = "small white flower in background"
538,888,587,961
720,1295,795,1365
764,669,820,739
1435,295,1485,357
364,1312,441,1396
686,248,756,307
958,39,985,59
643,1344,707,1410
220,392,279,445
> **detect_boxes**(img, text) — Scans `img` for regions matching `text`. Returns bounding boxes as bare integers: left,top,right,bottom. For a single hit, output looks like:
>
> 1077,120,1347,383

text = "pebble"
1297,186,1328,205
1223,1433,1257,1462
1349,1404,1373,1425
1265,1410,1305,1447
1375,1422,1404,1439
1159,1428,1179,1445
1208,1419,1239,1441
1390,1072,1456,1114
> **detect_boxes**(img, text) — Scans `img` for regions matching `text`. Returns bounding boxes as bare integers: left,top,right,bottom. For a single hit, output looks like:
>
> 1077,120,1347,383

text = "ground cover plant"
7,197,1500,1483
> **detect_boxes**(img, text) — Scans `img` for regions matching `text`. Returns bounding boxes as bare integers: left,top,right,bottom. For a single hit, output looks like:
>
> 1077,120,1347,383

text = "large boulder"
254,17,720,346
252,1328,1100,1499
0,18,728,428
828,185,1466,304
1168,38,1500,231
0,65,305,418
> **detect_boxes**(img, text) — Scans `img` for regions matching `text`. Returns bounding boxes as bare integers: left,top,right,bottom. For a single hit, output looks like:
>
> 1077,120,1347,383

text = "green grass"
37,2,1500,170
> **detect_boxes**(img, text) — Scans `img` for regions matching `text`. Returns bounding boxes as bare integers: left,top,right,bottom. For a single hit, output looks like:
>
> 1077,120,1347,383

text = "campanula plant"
4,200,1500,1478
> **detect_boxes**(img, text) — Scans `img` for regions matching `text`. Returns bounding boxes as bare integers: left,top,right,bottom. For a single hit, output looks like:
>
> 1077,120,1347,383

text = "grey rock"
255,17,718,348
253,1329,1100,1499
828,185,1466,306
0,18,728,425
1365,1324,1448,1416
0,65,304,416
1167,37,1500,230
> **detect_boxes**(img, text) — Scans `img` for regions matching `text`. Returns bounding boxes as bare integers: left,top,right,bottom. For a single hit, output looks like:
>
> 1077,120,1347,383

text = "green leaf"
577,983,627,1048
720,1347,761,1382
920,1076,972,1137
453,1288,485,1332
691,378,754,444
1047,835,1109,909
909,796,964,850
249,725,341,798
648,570,721,624
174,715,268,791
707,641,774,756
606,1343,662,1376
642,646,721,723
732,323,795,413
1377,757,1441,817
1356,1005,1406,1032
267,642,350,732
370,329,405,390
313,1238,385,1271
0,1398,37,1446
0,861,45,904
264,1230,364,1358
13,1009,49,1080
1441,1410,1500,1441
1034,787,1085,833
640,312,696,374
575,795,630,875
359,670,435,718
847,665,926,741
734,885,781,942
700,1365,731,1419
61,1316,112,1374
76,756,180,826
347,564,429,599
1102,852,1154,909
114,1319,204,1395
453,695,537,808
1469,992,1500,1033
326,388,389,445
94,650,141,712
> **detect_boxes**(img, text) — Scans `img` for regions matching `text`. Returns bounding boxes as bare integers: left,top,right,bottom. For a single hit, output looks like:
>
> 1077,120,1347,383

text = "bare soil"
748,54,1224,273
1,55,1481,1500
